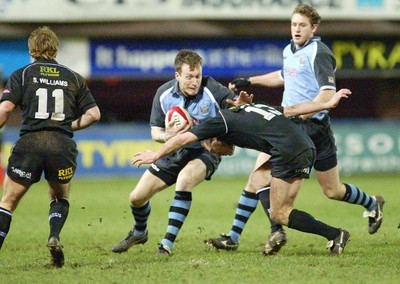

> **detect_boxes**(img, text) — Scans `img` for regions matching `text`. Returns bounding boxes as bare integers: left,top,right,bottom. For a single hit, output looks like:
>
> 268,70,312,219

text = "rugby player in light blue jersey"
111,50,238,256
207,3,384,255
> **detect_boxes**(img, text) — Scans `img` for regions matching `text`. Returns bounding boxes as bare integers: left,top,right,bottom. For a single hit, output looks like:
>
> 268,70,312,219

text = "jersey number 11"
35,88,65,121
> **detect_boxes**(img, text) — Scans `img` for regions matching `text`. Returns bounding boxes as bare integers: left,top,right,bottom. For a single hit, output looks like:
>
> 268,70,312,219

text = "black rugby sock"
0,207,12,249
257,187,283,233
49,199,69,240
288,209,340,240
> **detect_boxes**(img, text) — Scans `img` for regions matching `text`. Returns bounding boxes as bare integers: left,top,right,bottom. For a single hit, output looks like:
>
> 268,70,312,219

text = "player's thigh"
151,148,214,186
0,174,30,212
245,152,272,192
175,158,207,191
130,170,168,204
252,152,272,171
7,136,45,184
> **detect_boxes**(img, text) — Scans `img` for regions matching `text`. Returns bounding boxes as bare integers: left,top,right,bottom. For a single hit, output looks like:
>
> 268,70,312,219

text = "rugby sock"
229,190,258,243
0,207,12,249
288,209,340,240
131,202,151,237
342,183,376,211
160,191,192,251
256,186,283,233
49,199,69,240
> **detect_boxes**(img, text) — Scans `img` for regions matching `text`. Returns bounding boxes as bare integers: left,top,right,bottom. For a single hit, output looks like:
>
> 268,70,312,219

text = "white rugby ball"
165,106,193,129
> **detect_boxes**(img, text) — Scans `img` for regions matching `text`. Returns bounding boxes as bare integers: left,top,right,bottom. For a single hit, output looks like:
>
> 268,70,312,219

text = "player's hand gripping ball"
165,106,193,129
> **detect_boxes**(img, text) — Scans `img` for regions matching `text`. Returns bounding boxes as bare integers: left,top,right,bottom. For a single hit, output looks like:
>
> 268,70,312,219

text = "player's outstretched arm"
283,88,351,118
228,77,251,92
151,121,190,144
202,138,235,156
228,71,283,92
132,132,199,167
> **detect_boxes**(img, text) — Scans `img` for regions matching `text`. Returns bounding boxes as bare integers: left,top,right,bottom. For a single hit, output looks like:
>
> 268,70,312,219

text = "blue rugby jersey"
281,36,336,120
149,76,236,148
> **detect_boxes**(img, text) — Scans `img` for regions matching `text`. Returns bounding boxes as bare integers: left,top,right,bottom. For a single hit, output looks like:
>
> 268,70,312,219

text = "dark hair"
174,50,202,73
292,3,321,26
28,26,59,60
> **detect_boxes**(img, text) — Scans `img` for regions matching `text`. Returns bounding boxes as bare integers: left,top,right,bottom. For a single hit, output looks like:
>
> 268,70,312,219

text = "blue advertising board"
90,38,286,78
0,39,30,78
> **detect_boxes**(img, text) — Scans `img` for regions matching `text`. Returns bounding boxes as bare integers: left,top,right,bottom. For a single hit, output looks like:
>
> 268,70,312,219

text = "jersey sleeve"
204,77,237,109
75,75,97,113
189,112,227,141
149,91,165,129
314,44,336,90
1,69,23,105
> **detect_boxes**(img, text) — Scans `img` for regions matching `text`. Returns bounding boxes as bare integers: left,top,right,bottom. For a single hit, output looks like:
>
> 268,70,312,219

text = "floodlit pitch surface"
1,174,399,283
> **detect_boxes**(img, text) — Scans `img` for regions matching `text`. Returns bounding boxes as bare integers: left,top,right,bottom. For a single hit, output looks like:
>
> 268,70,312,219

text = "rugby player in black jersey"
0,26,100,267
132,89,352,256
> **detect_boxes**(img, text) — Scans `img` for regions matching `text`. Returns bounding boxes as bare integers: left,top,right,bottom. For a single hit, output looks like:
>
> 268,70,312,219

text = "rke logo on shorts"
58,167,74,180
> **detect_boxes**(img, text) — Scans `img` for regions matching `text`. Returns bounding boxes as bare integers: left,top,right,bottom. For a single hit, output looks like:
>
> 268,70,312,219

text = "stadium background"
0,0,399,177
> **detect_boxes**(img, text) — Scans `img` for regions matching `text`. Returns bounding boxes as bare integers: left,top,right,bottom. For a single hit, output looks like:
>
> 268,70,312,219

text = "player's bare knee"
176,174,198,191
322,187,342,200
176,180,191,191
129,191,146,207
245,177,260,193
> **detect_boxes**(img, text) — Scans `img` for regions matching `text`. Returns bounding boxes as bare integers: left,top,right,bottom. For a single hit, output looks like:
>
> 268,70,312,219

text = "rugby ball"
165,106,193,129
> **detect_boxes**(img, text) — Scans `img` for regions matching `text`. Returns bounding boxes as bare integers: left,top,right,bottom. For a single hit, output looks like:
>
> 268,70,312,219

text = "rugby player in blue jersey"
207,3,384,255
111,50,238,255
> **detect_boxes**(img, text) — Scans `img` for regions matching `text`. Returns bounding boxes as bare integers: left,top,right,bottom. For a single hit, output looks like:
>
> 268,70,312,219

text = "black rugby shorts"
298,116,337,171
7,131,78,185
270,148,316,180
148,147,221,186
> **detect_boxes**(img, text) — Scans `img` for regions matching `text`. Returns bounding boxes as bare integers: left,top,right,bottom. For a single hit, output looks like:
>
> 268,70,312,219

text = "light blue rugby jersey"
149,76,236,148
281,37,336,120
158,85,221,125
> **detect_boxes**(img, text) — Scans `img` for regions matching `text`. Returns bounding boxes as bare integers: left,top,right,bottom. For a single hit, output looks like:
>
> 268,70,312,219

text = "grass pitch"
0,174,399,283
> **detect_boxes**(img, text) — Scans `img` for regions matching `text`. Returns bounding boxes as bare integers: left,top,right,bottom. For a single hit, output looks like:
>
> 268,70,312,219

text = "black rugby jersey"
2,59,97,137
190,103,315,161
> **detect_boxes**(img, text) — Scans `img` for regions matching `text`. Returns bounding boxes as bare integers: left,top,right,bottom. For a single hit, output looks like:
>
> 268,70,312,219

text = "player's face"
175,63,202,98
291,13,317,49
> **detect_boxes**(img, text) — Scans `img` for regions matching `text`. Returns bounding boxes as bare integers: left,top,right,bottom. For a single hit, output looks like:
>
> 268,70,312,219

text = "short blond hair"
292,3,321,26
28,26,59,60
